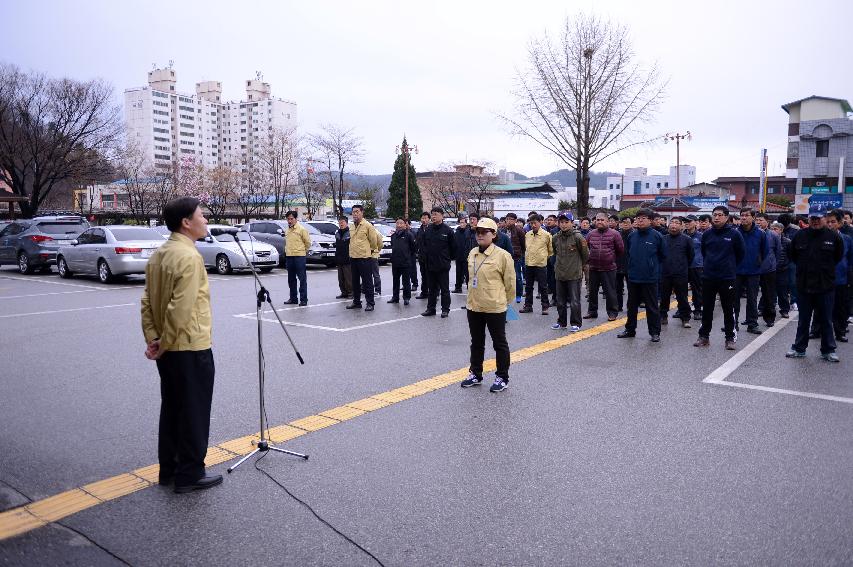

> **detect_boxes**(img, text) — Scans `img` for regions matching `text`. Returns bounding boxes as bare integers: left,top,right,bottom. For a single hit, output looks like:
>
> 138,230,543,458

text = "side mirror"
276,228,284,235
70,239,79,246
205,236,214,243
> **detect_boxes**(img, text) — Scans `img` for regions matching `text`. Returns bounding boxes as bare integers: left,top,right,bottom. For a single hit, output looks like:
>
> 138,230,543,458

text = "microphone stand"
227,234,308,473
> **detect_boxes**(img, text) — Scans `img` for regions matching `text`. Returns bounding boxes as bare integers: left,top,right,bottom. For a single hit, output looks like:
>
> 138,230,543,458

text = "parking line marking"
709,380,853,405
0,289,102,300
235,306,466,333
0,303,136,318
703,316,795,383
0,309,654,541
0,275,111,290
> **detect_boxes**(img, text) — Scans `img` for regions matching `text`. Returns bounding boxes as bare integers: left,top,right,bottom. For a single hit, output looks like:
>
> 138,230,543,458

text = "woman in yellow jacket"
460,217,516,393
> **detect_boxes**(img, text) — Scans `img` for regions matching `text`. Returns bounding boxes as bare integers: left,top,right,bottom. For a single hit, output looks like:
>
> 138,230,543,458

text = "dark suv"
0,216,91,274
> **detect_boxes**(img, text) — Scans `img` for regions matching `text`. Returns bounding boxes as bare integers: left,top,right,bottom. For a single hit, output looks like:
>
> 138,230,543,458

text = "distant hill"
530,169,620,189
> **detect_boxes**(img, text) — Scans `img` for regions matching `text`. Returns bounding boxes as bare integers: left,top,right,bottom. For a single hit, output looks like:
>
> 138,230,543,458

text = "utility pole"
395,139,418,219
664,131,692,197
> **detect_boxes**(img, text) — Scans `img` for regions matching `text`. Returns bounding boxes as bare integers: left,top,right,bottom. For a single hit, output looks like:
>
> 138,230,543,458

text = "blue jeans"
514,257,525,298
285,256,307,303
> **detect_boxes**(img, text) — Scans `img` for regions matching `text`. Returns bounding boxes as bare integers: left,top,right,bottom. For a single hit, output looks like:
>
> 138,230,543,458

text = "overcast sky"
5,0,852,184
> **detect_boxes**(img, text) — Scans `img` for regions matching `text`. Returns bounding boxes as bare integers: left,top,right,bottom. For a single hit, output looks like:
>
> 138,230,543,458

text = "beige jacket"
466,244,515,313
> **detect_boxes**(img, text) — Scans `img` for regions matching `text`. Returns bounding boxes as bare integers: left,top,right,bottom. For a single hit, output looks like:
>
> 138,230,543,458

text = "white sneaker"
570,325,581,332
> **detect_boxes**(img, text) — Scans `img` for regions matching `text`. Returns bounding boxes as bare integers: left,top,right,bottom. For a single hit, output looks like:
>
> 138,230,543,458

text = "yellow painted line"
0,311,650,541
26,489,100,523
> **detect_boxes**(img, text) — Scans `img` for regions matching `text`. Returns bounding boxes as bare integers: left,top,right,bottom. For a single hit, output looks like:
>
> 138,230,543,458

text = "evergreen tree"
386,137,423,219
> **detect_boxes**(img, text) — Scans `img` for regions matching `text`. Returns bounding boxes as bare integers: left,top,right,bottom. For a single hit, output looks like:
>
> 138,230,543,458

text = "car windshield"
374,224,394,236
36,222,88,234
111,228,165,241
308,222,337,235
212,230,255,243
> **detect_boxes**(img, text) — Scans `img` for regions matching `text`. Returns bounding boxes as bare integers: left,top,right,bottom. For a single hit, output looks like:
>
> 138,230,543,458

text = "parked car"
56,225,166,283
372,224,394,264
240,220,336,267
0,215,90,274
197,225,279,275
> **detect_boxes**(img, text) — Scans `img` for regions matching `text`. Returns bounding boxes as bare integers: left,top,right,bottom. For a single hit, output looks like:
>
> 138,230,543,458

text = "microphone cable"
253,452,386,567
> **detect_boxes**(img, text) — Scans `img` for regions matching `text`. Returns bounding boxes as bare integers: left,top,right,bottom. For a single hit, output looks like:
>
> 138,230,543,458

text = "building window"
656,183,661,189
609,184,613,190
664,182,669,188
816,139,829,158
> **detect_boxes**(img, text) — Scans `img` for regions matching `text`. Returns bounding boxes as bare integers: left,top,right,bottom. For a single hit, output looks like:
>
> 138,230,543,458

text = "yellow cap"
477,217,498,232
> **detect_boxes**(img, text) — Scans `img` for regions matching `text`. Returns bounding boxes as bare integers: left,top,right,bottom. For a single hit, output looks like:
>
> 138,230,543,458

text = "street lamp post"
395,139,418,219
663,131,692,197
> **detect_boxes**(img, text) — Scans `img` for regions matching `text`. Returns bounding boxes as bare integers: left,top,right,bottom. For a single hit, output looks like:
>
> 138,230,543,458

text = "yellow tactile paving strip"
0,311,651,541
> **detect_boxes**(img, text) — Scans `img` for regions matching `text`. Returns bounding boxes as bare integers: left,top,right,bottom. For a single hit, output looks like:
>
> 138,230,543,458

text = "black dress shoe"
452,288,463,293
283,299,298,305
616,330,635,338
650,335,661,342
174,474,223,494
441,311,449,318
421,310,436,317
158,475,174,486
404,299,410,306
364,304,375,312
299,301,308,307
416,294,428,299
387,298,399,303
746,326,762,335
808,332,820,339
346,302,363,309
837,335,849,343
335,294,348,299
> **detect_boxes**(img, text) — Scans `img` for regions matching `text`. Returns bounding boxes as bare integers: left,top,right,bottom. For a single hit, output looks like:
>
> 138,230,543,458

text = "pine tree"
386,137,423,219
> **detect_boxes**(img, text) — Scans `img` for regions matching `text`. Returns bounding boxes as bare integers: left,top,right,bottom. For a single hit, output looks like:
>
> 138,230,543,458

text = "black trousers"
467,309,510,380
337,263,352,296
156,349,215,486
555,278,582,328
758,271,777,324
350,258,375,306
735,274,760,328
418,258,430,296
793,290,835,354
616,272,627,311
817,285,851,339
372,258,381,294
524,265,549,308
625,281,661,336
391,265,412,300
698,278,737,340
660,275,691,321
688,267,703,315
427,269,451,312
409,260,419,287
587,269,618,317
454,257,469,290
776,267,791,315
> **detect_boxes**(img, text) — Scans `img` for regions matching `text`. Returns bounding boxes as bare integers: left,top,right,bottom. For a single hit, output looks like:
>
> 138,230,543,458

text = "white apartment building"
605,165,696,197
124,67,297,173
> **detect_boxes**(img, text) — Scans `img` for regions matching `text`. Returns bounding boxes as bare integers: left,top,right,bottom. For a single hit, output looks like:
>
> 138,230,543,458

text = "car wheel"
57,256,73,278
97,259,114,283
259,267,273,273
17,253,34,274
216,254,232,275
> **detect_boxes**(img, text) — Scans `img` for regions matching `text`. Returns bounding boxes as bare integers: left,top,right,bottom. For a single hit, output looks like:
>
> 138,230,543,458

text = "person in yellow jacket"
283,210,312,306
460,217,516,393
141,196,222,494
345,204,383,311
519,214,553,315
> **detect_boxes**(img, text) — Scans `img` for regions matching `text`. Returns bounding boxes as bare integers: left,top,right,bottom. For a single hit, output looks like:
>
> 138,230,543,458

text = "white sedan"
196,225,279,275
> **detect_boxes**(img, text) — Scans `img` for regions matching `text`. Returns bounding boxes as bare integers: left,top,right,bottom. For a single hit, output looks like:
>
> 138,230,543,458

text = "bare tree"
422,165,468,215
0,63,122,218
233,167,270,223
257,126,300,219
309,124,364,217
458,161,497,215
500,14,666,217
297,165,325,220
114,143,160,222
173,156,209,202
206,165,237,223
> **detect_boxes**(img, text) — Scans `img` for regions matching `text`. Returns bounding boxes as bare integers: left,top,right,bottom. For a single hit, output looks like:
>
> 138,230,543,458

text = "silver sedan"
196,225,279,275
56,225,166,283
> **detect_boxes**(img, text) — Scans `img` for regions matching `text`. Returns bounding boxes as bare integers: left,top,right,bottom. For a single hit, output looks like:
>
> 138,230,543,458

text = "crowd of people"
278,203,853,390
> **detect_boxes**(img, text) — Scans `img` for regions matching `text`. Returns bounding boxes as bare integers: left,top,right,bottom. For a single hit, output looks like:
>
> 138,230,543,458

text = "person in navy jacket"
694,206,746,350
617,209,667,342
734,208,769,334
685,214,705,320
756,212,781,327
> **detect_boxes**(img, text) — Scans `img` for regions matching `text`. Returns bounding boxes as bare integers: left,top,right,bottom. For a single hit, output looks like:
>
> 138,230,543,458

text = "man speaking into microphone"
141,196,223,494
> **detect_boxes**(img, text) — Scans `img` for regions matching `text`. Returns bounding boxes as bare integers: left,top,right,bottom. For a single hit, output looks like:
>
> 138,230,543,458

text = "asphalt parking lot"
1,263,852,566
